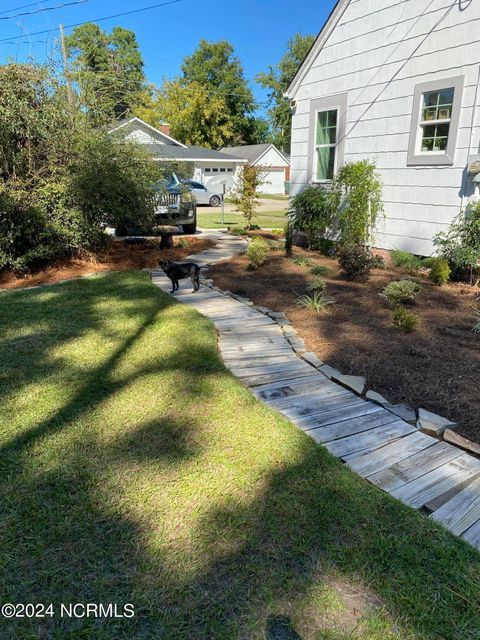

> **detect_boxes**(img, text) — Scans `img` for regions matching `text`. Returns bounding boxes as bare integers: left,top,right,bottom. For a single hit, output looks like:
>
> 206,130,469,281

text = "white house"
286,0,480,255
221,143,291,194
109,117,246,191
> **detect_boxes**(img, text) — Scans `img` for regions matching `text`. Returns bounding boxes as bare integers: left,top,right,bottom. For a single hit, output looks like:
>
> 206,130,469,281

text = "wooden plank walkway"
150,231,480,552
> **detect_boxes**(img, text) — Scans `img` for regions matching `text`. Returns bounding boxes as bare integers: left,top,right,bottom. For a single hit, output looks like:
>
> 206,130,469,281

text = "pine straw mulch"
0,236,215,290
209,248,480,443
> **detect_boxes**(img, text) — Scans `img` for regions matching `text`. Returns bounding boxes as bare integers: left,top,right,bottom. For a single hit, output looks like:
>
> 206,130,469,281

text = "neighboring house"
108,117,246,194
221,143,291,195
286,0,480,255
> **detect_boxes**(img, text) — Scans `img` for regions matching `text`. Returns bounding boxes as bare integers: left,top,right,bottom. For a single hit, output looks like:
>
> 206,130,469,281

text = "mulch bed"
209,248,480,443
0,236,215,290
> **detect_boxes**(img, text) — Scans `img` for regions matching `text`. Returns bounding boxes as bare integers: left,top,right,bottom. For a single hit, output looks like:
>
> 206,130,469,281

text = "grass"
1,271,480,639
197,209,287,229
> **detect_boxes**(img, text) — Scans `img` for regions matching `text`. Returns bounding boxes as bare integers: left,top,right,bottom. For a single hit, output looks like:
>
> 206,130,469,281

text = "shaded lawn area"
198,209,287,230
1,271,480,639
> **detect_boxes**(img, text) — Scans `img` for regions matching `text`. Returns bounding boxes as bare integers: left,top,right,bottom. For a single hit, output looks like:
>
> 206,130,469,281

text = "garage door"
262,168,285,195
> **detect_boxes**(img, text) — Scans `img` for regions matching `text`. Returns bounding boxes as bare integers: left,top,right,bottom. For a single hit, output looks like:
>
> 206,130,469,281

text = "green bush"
338,245,374,280
0,188,66,273
247,237,269,269
434,203,480,283
307,278,327,292
393,306,419,333
391,249,423,274
310,264,330,276
426,257,451,285
290,185,335,249
370,254,386,269
380,280,421,306
296,289,335,315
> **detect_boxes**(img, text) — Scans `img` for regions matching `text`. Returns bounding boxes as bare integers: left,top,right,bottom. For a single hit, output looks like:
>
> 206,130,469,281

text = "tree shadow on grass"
1,271,480,639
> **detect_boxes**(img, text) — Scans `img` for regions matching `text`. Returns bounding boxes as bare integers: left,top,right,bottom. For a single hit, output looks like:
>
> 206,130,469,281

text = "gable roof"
108,116,187,148
220,143,290,166
285,0,351,99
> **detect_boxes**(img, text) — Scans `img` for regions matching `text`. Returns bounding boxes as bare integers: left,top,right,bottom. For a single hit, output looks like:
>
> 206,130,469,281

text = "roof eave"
108,116,188,149
285,0,351,100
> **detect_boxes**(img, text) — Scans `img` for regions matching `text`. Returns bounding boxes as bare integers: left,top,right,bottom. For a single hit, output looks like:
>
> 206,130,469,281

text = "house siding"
290,0,480,254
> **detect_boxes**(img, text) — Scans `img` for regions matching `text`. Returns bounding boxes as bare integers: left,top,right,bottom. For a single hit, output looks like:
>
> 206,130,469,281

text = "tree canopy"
257,33,314,152
180,39,258,145
66,23,146,124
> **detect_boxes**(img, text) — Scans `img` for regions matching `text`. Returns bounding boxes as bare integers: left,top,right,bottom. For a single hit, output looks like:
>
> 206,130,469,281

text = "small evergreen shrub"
380,280,421,306
338,245,373,280
391,249,423,274
307,278,327,292
247,237,269,269
290,185,335,249
427,257,451,285
296,289,335,315
393,306,419,333
310,264,330,276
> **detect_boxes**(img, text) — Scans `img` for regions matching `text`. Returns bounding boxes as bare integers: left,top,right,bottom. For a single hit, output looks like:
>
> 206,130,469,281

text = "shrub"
380,280,421,306
290,185,336,249
427,257,451,285
292,256,314,268
230,163,266,228
391,249,423,274
338,245,374,280
307,278,327,292
332,160,384,246
393,306,419,333
434,203,480,283
310,264,330,276
247,237,269,269
296,289,335,315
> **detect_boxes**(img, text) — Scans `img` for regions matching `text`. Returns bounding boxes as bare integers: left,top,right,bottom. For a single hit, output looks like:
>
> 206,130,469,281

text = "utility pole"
59,24,74,108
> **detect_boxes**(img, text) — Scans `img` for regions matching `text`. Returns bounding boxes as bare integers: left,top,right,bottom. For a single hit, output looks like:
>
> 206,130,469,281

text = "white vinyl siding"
289,0,480,255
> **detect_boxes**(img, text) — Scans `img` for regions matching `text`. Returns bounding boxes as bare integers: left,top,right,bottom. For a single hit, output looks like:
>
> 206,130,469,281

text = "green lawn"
1,271,480,639
197,209,287,230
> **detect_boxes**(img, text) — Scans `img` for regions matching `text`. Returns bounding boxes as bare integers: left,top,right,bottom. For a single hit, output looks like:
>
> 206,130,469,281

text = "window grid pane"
420,87,454,152
316,146,335,181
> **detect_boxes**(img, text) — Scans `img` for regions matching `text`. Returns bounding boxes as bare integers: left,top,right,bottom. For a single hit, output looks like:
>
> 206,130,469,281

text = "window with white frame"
419,88,454,153
314,109,338,181
407,76,464,166
308,93,347,184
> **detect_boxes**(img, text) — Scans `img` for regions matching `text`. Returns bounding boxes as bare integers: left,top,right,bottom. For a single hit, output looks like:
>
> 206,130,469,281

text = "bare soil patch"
209,249,480,443
0,236,214,290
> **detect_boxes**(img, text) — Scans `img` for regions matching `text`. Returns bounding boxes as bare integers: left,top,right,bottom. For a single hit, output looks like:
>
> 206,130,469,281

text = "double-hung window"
408,76,464,166
309,93,347,183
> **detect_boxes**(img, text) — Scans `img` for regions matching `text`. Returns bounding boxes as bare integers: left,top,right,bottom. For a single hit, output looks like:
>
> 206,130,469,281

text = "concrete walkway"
151,231,480,552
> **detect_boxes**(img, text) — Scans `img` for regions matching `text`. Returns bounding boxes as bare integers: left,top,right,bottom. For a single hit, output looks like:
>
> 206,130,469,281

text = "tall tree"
181,39,257,144
65,23,146,124
257,33,315,153
156,79,235,149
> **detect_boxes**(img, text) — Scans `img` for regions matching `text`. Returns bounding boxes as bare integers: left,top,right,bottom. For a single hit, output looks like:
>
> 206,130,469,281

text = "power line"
0,0,52,16
0,0,89,21
0,0,182,43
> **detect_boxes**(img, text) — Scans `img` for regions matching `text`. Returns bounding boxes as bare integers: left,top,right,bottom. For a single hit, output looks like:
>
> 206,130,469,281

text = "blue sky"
0,0,335,110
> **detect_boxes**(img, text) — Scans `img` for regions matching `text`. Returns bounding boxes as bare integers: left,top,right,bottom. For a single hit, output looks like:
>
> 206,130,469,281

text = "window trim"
308,93,348,184
407,75,464,167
